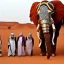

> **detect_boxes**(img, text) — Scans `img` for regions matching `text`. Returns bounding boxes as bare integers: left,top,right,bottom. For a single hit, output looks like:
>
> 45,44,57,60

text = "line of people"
8,32,34,56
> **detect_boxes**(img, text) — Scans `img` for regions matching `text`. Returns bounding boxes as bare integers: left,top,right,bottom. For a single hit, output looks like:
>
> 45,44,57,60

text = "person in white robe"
17,32,25,56
8,33,16,56
26,33,34,56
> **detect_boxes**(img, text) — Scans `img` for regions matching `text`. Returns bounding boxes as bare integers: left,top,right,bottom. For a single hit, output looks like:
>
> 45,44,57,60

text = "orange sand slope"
0,22,64,64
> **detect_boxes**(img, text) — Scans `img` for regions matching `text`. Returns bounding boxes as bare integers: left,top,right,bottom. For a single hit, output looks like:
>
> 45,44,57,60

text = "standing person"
8,33,17,56
0,35,2,56
17,32,25,56
26,33,34,56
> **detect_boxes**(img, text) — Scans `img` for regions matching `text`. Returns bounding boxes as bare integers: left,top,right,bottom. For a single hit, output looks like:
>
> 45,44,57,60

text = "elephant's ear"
51,1,64,23
29,2,40,27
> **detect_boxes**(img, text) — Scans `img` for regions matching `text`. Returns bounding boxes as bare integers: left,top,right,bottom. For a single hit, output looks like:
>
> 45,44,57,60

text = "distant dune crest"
0,21,35,29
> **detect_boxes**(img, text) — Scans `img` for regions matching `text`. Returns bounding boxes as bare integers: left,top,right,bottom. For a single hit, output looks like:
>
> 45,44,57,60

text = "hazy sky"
0,0,64,23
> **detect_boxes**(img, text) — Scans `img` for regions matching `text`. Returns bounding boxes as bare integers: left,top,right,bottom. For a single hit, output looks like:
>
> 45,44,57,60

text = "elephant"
29,0,64,58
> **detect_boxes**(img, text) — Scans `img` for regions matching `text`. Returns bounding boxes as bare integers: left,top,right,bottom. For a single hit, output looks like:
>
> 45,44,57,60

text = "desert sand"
0,22,64,64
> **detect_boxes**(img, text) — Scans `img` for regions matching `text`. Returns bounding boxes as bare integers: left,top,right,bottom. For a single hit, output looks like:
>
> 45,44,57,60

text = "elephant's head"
29,1,64,26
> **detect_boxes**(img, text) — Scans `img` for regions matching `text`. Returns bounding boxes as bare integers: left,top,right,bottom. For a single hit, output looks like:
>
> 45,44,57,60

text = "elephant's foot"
42,54,46,56
39,52,46,56
52,53,56,57
42,52,46,56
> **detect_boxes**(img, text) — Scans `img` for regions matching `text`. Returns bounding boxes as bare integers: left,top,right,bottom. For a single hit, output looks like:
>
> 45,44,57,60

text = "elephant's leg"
52,21,62,55
52,29,60,55
49,26,56,55
39,27,46,56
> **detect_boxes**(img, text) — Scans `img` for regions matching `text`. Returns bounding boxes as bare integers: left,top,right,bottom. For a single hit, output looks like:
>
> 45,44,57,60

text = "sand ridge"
0,22,64,64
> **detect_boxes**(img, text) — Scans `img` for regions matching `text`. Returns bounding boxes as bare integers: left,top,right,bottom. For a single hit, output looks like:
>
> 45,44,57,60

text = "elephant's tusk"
52,32,55,45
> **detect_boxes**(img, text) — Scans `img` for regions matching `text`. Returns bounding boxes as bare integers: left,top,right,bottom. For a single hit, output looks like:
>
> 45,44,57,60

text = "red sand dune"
0,22,64,64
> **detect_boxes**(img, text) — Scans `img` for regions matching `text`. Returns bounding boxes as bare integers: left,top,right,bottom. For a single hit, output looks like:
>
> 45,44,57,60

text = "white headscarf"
11,33,14,36
28,32,32,38
19,32,23,36
10,32,15,39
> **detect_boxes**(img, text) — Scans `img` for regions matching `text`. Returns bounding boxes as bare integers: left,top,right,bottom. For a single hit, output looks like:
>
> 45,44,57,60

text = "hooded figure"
17,32,25,56
0,35,2,56
8,33,17,56
26,33,34,56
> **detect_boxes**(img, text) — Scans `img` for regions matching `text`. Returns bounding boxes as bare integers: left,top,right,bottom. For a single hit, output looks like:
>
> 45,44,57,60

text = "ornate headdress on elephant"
37,1,54,14
29,1,64,26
